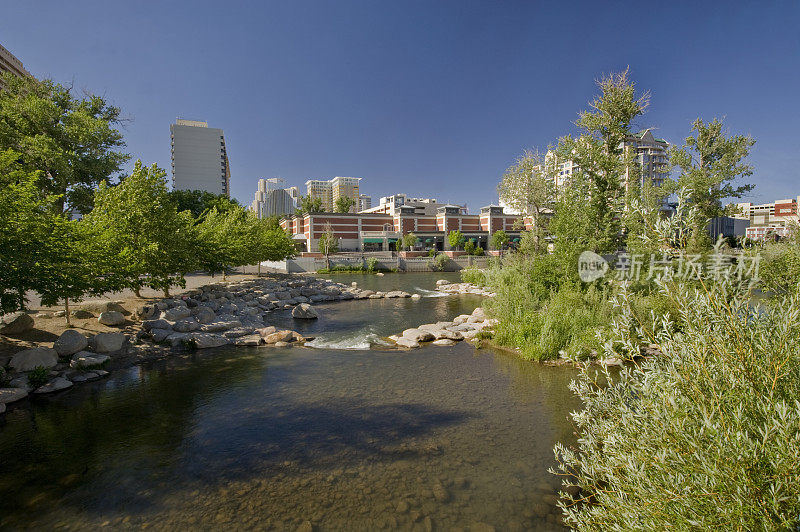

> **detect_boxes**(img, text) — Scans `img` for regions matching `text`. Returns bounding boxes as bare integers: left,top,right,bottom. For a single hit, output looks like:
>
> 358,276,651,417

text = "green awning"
512,237,520,242
387,238,398,242
363,238,384,243
425,238,433,243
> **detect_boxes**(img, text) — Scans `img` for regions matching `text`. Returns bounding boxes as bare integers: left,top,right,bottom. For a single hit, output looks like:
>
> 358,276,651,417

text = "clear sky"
2,1,799,211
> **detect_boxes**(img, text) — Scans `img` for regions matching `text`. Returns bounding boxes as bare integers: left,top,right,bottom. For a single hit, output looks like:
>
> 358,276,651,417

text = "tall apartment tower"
357,193,372,212
250,178,298,218
170,119,230,196
0,43,32,89
305,176,362,212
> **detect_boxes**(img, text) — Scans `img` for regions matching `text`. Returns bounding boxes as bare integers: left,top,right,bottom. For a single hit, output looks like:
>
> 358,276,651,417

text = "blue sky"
2,1,799,211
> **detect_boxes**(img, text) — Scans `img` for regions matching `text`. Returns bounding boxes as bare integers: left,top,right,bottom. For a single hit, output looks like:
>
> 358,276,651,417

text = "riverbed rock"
53,329,89,357
70,352,110,369
0,403,4,414
162,306,192,321
9,347,58,372
436,279,450,286
0,387,28,404
191,333,229,349
452,314,471,325
395,337,420,349
257,326,277,337
34,377,73,394
223,327,256,338
0,312,34,335
234,334,262,346
402,328,435,342
136,304,156,320
71,310,94,319
471,307,486,320
90,332,126,353
263,330,295,344
432,338,456,346
292,303,318,319
98,311,125,326
410,293,421,300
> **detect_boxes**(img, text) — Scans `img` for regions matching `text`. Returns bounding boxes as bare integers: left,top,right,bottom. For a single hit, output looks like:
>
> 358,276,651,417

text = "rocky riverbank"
1,275,421,413
387,306,498,349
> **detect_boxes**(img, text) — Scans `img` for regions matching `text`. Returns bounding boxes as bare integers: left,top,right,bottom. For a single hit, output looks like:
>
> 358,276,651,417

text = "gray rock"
162,306,191,321
0,387,28,404
70,351,110,369
201,320,242,333
191,333,229,349
98,311,125,326
233,334,262,346
0,312,34,335
90,332,126,353
34,377,73,394
150,328,173,343
292,303,319,319
142,319,172,332
395,337,420,349
471,307,486,320
402,328,435,342
193,306,216,324
166,332,193,347
173,318,200,332
79,300,126,314
53,329,89,357
9,347,58,372
71,310,94,319
136,304,156,319
432,338,456,346
0,403,4,414
223,327,256,338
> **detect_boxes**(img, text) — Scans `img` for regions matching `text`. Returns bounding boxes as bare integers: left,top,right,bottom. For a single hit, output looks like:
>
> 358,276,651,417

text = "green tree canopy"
168,189,241,219
447,230,465,250
401,232,418,251
194,206,253,280
490,230,509,251
83,160,197,297
0,72,129,215
334,196,356,213
296,195,323,215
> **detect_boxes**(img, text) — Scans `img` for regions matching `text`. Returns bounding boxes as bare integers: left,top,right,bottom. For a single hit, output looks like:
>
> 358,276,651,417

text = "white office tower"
251,178,298,218
170,119,230,196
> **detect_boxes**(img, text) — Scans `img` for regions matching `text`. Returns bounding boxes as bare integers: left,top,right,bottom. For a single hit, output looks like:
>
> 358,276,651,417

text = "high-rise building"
170,119,230,196
736,196,800,240
0,43,32,89
305,176,362,212
357,194,372,212
250,178,298,218
361,193,439,216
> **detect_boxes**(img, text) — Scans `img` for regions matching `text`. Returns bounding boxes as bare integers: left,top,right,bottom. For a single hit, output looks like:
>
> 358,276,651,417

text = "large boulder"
193,306,216,324
201,320,242,333
263,330,295,344
70,352,110,369
98,311,125,326
90,332,126,353
79,300,126,314
0,387,28,404
233,334,262,346
402,328,435,343
395,337,420,349
53,330,89,357
136,304,156,320
34,377,73,394
432,338,457,346
292,303,318,320
150,328,173,343
142,319,172,332
9,347,58,372
162,306,191,321
0,312,34,336
191,333,229,349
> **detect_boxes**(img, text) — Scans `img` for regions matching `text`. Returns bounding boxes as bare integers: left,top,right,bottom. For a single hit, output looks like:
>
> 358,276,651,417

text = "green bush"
460,267,487,286
757,240,800,294
472,246,485,256
27,366,50,388
554,279,800,529
365,256,378,273
428,253,449,272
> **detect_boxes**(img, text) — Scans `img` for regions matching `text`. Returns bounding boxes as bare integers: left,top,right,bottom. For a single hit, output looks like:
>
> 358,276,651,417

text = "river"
0,273,579,531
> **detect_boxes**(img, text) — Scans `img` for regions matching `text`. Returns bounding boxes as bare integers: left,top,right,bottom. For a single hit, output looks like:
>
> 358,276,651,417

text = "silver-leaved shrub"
553,277,800,530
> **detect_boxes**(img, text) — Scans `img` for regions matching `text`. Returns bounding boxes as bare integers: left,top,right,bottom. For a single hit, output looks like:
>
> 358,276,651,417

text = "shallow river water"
0,273,579,531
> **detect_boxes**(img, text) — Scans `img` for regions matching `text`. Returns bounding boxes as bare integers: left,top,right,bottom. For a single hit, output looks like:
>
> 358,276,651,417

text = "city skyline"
1,2,799,211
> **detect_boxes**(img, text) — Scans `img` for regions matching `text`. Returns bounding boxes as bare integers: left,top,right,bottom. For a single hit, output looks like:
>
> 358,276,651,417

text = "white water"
413,287,451,298
305,327,393,350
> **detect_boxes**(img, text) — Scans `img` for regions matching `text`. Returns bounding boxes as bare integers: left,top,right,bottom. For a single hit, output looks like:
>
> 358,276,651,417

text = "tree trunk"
133,286,142,298
257,261,261,276
163,287,170,298
64,298,72,328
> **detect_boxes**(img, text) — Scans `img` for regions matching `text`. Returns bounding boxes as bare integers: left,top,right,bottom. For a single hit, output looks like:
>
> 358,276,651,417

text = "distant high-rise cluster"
170,119,230,197
305,176,362,212
250,178,299,218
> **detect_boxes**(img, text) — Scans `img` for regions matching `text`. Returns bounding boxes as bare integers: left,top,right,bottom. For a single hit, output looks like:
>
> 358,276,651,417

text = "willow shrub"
554,278,800,530
460,267,487,286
